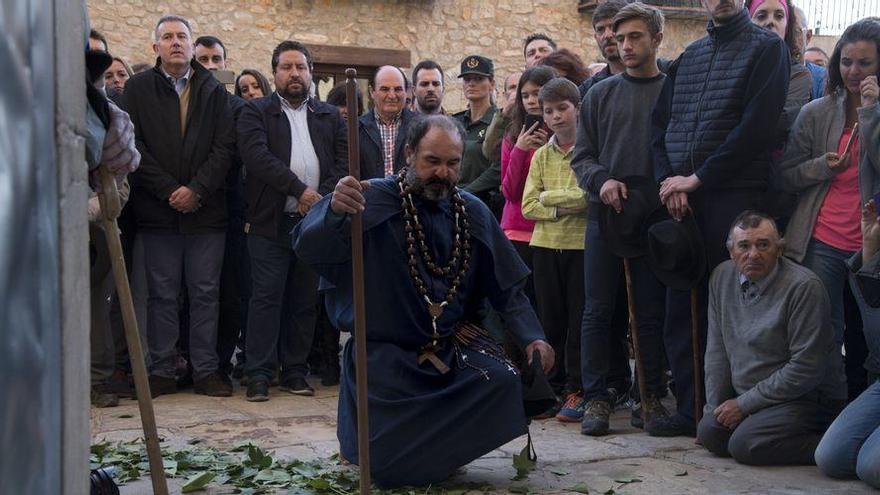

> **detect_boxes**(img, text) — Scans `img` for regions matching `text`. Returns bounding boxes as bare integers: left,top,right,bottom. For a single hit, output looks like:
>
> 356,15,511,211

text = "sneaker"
148,375,177,398
194,371,234,397
608,385,634,410
631,397,670,429
90,386,119,408
246,380,270,402
645,413,696,437
279,376,315,396
580,399,612,436
556,392,587,422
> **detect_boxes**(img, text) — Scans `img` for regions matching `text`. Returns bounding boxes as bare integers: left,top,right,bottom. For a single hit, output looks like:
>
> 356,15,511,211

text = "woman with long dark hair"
539,48,590,87
500,66,556,267
779,18,880,396
235,69,272,101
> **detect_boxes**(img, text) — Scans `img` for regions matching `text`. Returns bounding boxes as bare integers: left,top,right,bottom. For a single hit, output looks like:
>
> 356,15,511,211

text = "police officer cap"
458,55,494,78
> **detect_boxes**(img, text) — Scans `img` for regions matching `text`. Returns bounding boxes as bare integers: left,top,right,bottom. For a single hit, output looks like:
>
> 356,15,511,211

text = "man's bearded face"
404,126,463,202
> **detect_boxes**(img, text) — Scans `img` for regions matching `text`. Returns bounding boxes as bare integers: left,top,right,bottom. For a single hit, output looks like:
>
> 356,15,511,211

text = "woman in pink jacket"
501,66,557,307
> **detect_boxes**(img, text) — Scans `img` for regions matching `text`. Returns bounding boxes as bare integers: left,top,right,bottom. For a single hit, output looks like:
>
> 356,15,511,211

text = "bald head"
371,65,407,121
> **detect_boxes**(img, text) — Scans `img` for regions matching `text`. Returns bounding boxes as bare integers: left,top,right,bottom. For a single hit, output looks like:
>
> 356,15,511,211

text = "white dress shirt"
278,94,320,212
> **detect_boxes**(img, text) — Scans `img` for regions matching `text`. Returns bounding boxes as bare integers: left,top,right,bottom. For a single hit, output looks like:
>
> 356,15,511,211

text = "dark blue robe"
292,177,545,488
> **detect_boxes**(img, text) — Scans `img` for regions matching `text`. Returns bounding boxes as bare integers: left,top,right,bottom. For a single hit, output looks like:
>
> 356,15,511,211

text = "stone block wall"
88,0,710,111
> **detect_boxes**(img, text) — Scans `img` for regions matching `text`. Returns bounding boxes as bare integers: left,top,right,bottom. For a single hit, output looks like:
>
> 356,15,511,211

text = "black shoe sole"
246,393,269,402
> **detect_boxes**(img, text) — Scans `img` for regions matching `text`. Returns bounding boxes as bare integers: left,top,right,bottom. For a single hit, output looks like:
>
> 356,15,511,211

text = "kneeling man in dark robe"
293,115,554,487
698,210,846,465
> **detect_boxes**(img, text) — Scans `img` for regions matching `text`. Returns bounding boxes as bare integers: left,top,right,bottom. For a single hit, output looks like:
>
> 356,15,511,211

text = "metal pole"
345,68,371,495
97,169,169,495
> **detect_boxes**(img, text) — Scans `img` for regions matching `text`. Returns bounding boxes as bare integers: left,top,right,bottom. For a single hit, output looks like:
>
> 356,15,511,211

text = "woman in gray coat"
778,18,880,352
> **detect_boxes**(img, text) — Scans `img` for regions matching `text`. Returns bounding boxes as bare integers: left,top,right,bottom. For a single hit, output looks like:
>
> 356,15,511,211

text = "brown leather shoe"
148,375,177,398
194,371,233,397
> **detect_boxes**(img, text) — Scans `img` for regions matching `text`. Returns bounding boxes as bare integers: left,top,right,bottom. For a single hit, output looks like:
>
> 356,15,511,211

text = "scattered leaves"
550,468,569,476
118,414,134,419
181,471,215,493
569,482,590,494
91,439,499,494
511,443,536,481
674,469,688,476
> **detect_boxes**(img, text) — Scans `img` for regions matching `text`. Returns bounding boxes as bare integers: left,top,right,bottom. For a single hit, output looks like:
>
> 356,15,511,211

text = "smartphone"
524,114,544,131
842,122,859,157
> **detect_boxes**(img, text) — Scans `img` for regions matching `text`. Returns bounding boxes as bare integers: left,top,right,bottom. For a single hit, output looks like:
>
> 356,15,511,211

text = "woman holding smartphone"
500,66,556,293
778,18,880,381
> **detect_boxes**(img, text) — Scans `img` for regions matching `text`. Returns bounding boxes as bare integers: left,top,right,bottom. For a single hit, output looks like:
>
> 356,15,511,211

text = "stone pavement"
91,381,872,494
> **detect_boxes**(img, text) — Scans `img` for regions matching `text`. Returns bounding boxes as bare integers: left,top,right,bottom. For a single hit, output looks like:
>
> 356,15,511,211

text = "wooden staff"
691,288,703,425
96,168,168,495
622,258,650,425
345,68,371,495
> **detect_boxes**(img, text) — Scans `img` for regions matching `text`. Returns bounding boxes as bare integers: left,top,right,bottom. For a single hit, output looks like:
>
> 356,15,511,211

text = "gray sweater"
705,257,846,416
571,72,666,203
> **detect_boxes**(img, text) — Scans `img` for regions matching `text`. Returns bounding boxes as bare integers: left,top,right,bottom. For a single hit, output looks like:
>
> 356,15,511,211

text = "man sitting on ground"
698,211,846,465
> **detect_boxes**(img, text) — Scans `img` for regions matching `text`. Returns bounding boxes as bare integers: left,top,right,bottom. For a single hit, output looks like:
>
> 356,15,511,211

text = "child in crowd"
521,77,588,422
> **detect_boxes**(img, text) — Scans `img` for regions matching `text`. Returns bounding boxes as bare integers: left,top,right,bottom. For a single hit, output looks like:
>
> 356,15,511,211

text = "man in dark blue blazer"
359,65,417,179
237,40,347,401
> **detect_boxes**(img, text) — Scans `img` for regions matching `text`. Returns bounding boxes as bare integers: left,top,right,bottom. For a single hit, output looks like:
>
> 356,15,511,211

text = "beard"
417,94,441,113
278,78,309,102
405,166,456,202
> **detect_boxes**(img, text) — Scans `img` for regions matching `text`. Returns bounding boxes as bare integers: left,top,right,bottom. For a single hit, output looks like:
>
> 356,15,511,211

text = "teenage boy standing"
571,2,669,435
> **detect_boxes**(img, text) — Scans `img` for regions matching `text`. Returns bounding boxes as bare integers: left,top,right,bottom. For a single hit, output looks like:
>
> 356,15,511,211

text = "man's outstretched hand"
525,340,555,376
331,176,371,215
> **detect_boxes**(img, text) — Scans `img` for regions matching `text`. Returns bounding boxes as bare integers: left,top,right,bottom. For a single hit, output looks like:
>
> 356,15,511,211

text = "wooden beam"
307,44,411,68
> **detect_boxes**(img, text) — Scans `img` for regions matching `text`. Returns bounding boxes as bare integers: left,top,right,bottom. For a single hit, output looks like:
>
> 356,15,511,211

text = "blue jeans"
815,379,880,488
802,238,857,348
245,220,319,382
849,270,880,376
580,216,666,401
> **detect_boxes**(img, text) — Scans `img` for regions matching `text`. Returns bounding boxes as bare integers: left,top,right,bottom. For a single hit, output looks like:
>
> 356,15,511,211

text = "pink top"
813,128,862,252
500,136,536,237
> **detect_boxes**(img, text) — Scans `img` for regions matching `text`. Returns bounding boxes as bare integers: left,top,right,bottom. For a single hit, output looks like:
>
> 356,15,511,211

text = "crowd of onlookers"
84,0,879,489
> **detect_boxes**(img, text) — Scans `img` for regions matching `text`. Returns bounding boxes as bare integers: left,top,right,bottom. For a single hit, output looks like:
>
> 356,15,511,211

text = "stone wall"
88,0,707,111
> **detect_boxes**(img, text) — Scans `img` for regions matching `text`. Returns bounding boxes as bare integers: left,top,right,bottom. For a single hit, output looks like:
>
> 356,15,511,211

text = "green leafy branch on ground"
90,438,496,494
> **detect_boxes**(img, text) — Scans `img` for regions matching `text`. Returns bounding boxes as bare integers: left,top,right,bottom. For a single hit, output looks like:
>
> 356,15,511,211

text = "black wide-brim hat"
521,349,556,417
644,209,707,291
598,176,662,258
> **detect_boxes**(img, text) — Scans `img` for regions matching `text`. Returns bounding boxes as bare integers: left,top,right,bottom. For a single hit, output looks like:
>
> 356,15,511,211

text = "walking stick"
622,258,650,425
345,68,371,495
690,288,703,426
96,168,169,495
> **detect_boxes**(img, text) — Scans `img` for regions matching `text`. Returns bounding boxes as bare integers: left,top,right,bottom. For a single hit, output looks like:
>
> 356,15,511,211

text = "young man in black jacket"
123,14,235,397
236,40,347,401
650,0,789,436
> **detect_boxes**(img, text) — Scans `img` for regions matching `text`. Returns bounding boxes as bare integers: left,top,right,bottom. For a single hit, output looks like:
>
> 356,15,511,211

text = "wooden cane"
345,68,371,495
96,168,169,495
690,288,703,426
622,258,650,425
